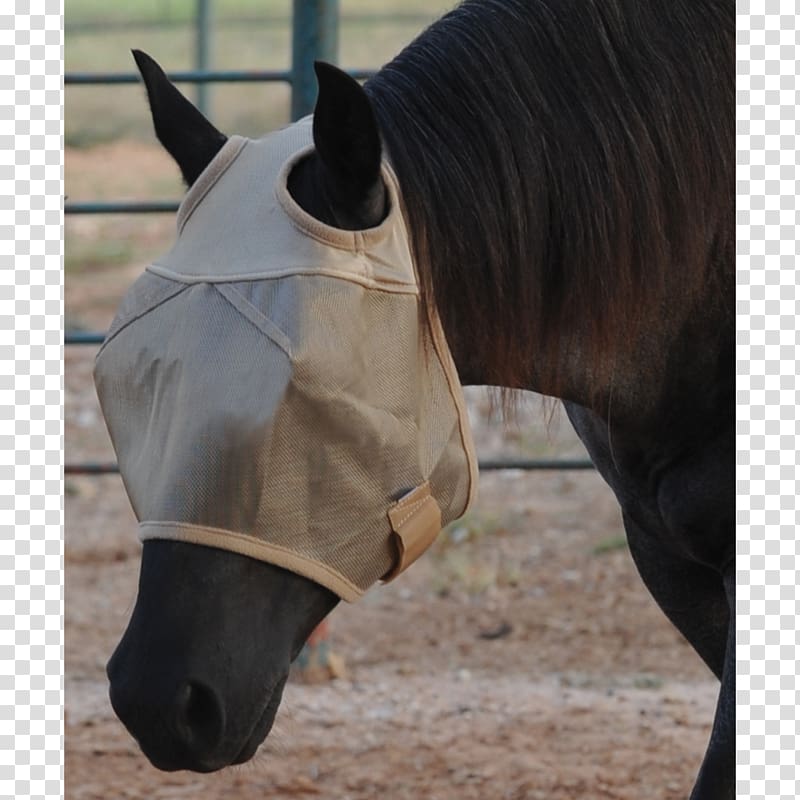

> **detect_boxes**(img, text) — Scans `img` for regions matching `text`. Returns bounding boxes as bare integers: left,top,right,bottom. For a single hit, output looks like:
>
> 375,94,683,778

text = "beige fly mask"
94,118,478,601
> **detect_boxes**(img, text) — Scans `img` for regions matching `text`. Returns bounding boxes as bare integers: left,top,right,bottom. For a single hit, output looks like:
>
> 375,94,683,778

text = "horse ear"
312,61,382,199
132,49,227,187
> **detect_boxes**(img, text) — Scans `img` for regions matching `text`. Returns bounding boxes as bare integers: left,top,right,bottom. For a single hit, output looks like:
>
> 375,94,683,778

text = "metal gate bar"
65,459,594,475
291,0,340,120
65,68,374,86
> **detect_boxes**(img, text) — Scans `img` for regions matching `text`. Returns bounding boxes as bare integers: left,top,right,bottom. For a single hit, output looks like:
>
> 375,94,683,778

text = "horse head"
99,51,476,772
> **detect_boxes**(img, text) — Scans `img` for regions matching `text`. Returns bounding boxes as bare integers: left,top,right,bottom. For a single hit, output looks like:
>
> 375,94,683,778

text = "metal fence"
65,0,594,476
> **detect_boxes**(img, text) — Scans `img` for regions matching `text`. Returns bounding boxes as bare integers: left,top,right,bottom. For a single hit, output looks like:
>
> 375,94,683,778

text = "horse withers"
96,2,733,797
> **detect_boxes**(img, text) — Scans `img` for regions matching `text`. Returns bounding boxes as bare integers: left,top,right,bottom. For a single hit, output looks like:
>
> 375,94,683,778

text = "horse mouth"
231,674,288,765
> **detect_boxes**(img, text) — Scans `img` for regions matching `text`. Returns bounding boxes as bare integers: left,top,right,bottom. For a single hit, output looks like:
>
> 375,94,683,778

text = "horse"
99,1,734,797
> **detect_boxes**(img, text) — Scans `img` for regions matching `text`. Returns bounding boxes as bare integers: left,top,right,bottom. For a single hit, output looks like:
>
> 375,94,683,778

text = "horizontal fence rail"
65,12,437,34
65,459,595,475
66,69,293,85
65,68,375,85
65,201,180,215
65,332,105,345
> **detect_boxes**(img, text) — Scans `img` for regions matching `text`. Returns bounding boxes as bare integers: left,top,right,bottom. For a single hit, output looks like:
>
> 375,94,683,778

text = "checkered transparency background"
737,2,800,799
0,3,795,800
1,2,63,800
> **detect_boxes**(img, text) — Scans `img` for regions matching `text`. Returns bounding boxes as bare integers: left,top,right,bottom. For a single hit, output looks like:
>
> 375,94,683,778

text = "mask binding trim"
139,521,369,603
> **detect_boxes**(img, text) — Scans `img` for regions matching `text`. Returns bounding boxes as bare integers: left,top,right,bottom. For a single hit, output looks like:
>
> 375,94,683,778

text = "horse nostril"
173,680,225,755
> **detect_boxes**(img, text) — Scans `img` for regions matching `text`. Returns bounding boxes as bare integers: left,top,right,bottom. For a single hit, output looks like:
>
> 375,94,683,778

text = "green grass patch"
428,512,523,596
65,239,137,275
591,534,629,555
437,512,506,549
631,673,664,690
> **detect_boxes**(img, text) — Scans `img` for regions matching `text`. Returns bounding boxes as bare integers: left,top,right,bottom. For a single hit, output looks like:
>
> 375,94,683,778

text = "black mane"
366,0,734,413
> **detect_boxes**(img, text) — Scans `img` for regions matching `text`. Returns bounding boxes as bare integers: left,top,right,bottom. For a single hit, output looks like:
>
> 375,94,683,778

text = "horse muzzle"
107,539,337,771
107,654,287,772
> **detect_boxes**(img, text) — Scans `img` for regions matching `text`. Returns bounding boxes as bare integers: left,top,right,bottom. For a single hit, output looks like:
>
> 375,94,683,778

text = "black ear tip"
314,61,356,88
132,49,161,78
313,61,333,82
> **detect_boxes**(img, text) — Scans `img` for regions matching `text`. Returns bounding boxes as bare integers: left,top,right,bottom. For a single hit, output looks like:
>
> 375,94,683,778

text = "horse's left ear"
132,49,228,187
312,62,382,200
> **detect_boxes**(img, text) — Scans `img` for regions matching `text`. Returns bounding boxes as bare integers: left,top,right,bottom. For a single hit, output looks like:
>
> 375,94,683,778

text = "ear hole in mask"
286,153,389,232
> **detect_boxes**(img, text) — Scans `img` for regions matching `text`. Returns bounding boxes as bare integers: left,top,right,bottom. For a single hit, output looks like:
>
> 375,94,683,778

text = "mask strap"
382,482,442,582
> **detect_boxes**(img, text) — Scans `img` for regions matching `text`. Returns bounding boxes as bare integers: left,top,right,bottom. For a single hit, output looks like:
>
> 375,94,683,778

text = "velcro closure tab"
382,482,442,582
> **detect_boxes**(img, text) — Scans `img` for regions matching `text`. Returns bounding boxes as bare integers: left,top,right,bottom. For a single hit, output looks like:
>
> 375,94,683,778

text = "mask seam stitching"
212,283,293,359
94,281,188,360
177,136,248,234
391,494,434,530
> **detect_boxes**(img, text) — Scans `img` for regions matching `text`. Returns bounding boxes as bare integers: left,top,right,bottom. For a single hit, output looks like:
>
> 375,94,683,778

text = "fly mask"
94,118,478,601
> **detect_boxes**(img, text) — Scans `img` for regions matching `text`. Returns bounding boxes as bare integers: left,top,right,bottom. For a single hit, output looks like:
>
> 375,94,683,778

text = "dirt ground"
65,143,719,800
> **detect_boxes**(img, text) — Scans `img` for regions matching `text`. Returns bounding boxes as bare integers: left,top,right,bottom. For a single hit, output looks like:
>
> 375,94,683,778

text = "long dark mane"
366,0,734,410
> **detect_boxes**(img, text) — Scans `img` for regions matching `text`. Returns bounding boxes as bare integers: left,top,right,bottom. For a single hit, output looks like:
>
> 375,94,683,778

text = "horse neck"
365,0,734,426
